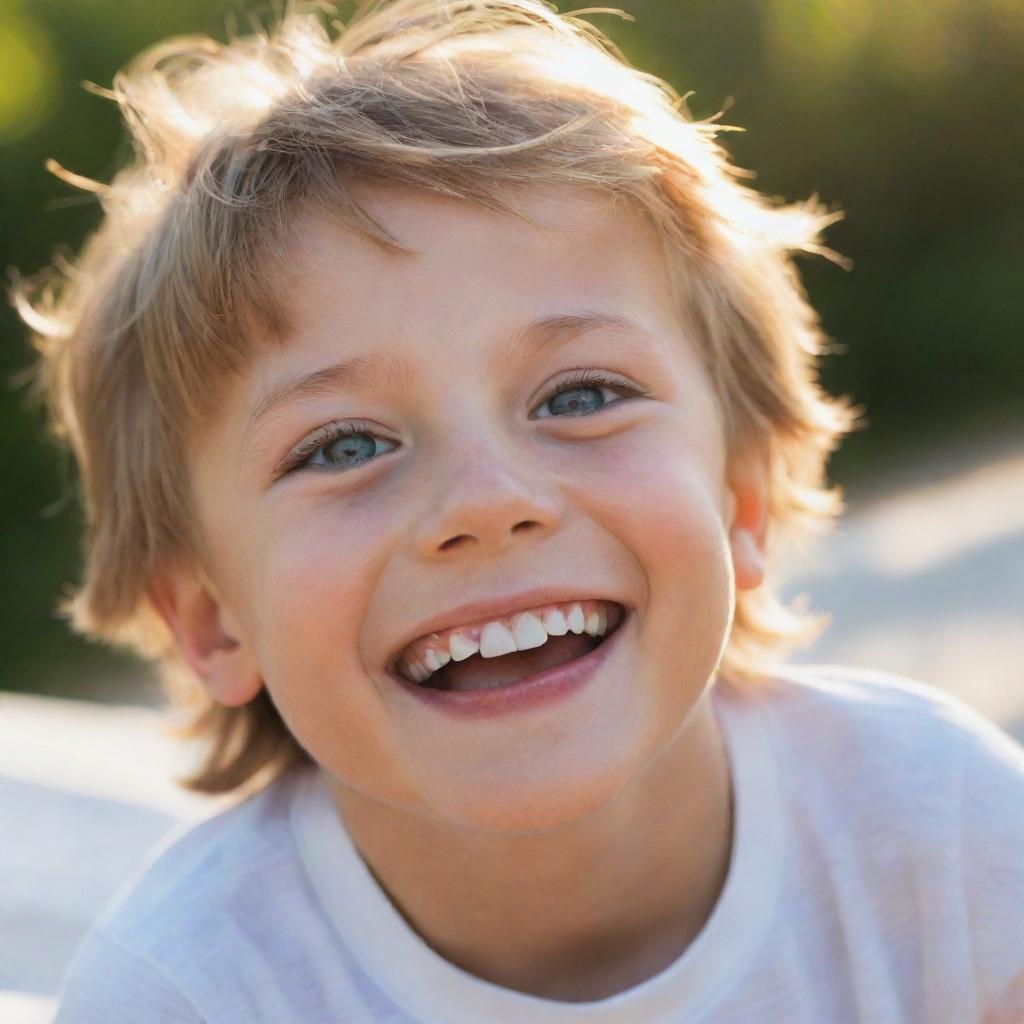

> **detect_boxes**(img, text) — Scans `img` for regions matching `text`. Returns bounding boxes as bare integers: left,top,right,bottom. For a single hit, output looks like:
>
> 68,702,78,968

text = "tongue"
429,633,597,692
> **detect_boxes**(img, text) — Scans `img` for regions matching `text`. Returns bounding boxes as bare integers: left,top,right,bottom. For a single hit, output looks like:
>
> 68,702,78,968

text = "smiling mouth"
411,606,627,693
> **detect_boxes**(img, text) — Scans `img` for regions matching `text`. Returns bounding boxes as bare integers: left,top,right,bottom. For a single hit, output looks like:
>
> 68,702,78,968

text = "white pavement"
2,441,1022,1022
783,441,1024,739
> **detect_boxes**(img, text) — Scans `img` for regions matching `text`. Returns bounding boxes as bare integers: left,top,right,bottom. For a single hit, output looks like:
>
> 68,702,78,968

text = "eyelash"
280,370,649,476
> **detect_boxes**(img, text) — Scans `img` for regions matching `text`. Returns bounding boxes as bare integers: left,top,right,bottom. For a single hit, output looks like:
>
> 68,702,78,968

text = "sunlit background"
1,1,1022,1018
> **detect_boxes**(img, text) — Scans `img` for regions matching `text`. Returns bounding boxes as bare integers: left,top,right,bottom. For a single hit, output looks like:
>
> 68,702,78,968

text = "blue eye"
281,371,647,476
532,369,648,419
283,421,397,475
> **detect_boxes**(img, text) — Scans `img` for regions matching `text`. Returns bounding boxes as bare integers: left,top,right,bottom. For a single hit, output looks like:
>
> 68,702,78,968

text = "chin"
441,753,640,836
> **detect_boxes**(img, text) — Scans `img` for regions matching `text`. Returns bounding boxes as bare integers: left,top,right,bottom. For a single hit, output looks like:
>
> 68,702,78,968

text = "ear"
147,561,263,708
724,443,770,591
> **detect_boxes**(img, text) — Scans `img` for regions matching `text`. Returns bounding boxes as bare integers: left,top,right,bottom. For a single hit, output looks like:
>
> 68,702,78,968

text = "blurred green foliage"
2,0,1022,696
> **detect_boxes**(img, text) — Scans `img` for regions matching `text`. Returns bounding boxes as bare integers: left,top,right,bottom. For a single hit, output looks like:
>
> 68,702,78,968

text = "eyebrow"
244,310,655,447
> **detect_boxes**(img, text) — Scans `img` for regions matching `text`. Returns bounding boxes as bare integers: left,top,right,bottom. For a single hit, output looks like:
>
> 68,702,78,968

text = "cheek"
256,498,384,667
250,498,420,793
561,423,734,664
562,421,729,571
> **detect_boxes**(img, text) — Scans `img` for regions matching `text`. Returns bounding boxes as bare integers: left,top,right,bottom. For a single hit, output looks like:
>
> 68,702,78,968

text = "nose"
412,431,562,558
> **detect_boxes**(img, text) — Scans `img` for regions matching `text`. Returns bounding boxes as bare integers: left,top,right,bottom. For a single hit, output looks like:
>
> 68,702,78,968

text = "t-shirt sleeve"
52,928,202,1024
957,713,1024,1020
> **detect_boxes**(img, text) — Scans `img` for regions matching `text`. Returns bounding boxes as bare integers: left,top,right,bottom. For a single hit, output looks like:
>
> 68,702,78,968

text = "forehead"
262,183,677,366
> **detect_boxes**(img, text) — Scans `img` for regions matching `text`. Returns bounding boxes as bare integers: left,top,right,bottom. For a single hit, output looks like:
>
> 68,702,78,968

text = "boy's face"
165,185,767,832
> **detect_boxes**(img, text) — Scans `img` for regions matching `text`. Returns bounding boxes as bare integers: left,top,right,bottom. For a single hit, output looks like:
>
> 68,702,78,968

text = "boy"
16,1,1023,1020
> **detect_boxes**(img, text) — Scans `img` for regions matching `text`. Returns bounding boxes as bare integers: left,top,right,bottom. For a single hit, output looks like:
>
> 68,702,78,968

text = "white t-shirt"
52,665,1024,1023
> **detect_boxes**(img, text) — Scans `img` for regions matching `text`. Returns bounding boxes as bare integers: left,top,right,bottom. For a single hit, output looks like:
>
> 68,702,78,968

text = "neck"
327,689,734,1002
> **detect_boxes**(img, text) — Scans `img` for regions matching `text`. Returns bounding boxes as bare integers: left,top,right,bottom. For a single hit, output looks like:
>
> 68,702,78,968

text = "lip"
388,607,631,720
385,587,628,674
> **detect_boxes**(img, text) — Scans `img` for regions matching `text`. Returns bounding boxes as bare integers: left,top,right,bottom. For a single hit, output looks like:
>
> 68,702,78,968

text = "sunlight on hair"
12,0,861,793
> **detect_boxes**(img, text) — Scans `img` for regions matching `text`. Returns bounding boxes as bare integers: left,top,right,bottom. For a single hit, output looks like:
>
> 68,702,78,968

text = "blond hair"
13,0,859,795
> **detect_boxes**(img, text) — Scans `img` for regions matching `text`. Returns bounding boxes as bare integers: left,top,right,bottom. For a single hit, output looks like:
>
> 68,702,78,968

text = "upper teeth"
397,600,613,685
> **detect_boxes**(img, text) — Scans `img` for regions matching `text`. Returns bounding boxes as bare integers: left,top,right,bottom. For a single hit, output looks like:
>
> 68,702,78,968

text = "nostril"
511,520,542,535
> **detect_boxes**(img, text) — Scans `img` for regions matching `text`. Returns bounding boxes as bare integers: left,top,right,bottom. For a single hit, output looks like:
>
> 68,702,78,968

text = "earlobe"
148,563,263,708
725,446,769,592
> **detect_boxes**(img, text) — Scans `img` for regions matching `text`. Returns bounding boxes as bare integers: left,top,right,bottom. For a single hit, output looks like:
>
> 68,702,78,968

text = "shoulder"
952,688,1024,1017
747,661,1024,815
746,661,1019,778
96,765,302,929
752,660,994,726
743,663,1024,1013
61,766,313,1004
720,663,978,833
53,928,202,1023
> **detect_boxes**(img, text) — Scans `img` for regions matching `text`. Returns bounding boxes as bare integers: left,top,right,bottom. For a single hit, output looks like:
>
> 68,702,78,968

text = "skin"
151,184,769,1001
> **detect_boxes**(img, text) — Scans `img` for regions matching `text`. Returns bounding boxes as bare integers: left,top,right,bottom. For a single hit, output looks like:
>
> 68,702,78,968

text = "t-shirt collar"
290,680,784,1023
